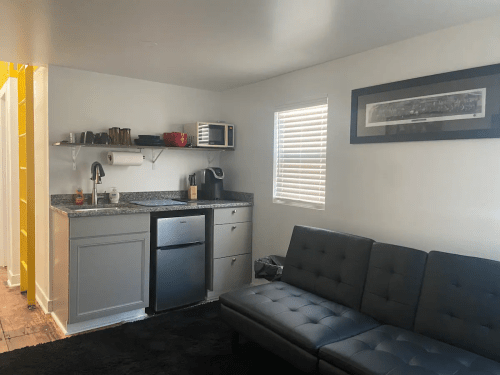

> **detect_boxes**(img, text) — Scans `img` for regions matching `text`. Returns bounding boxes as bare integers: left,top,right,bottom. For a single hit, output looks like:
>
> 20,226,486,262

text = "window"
273,99,328,210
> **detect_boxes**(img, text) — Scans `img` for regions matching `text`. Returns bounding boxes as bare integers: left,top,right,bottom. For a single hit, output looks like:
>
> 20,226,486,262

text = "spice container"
75,188,85,205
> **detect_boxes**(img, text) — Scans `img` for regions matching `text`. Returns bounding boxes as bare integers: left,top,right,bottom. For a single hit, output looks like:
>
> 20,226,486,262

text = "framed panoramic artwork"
350,63,500,144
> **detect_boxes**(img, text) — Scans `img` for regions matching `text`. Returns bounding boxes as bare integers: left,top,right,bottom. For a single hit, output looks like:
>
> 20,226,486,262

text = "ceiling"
1,0,500,92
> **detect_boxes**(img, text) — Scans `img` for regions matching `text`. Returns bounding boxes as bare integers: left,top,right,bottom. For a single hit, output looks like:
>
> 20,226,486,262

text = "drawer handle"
232,257,236,262
232,225,237,230
232,210,237,214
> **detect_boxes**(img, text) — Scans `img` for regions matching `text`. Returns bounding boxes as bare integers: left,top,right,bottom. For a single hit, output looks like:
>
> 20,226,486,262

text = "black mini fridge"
150,214,205,312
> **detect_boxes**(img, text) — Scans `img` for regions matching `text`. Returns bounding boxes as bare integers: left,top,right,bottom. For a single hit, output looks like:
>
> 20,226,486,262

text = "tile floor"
0,267,66,353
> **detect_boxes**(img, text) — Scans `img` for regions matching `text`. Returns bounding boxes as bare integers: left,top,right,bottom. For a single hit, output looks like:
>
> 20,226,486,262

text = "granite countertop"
50,190,253,217
51,199,253,218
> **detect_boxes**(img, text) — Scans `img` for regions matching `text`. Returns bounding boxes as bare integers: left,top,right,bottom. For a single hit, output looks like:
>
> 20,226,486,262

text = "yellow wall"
0,62,17,89
0,61,8,88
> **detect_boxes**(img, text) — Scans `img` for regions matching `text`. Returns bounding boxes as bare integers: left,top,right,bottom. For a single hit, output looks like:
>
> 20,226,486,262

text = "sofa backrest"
360,242,427,330
414,251,500,362
281,225,373,310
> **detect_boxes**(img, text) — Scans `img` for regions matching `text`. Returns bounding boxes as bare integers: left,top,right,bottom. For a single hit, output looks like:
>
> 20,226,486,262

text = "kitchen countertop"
51,199,253,218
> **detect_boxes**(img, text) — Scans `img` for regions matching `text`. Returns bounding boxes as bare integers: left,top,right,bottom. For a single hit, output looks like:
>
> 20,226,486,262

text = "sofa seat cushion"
220,281,380,354
319,325,500,375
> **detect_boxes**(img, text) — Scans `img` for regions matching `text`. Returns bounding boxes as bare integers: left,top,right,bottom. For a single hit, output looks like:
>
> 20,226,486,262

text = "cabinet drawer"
214,207,252,224
70,214,150,239
214,222,252,258
213,253,252,292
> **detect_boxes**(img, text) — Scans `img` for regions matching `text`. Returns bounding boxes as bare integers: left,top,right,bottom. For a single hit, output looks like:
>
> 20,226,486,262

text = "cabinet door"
213,222,252,258
213,253,252,292
69,232,150,324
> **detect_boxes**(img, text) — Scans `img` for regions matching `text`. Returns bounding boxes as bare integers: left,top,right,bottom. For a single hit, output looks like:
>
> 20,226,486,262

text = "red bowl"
163,132,187,147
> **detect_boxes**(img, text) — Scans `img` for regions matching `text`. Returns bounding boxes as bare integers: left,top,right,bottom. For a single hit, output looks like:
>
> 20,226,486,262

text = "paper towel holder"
107,151,146,166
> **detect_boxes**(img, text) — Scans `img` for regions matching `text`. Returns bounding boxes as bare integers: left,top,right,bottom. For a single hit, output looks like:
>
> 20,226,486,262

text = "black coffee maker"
203,167,224,200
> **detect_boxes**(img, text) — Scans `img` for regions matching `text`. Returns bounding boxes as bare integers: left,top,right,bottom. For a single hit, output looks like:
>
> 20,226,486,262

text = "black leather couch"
220,225,500,374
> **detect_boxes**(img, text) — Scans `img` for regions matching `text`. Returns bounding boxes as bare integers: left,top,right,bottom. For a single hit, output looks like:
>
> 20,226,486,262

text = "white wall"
220,15,500,263
49,66,223,195
34,66,51,312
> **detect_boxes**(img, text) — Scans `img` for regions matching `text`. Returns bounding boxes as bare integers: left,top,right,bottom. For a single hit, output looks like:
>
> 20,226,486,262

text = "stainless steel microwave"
184,122,234,148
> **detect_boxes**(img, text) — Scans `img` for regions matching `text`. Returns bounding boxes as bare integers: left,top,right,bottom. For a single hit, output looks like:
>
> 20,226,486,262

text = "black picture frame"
350,63,500,144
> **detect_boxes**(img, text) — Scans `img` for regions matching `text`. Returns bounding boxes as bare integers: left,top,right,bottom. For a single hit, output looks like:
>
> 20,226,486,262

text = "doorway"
0,63,63,352
0,65,19,287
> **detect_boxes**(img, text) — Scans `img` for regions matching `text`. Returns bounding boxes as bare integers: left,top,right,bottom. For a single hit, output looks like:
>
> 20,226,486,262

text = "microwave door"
208,125,225,145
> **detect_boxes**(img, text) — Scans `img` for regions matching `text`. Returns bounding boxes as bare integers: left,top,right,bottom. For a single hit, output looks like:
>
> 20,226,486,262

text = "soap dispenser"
109,187,119,204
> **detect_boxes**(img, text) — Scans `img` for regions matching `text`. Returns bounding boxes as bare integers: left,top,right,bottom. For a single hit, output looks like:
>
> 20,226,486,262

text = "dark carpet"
0,301,304,375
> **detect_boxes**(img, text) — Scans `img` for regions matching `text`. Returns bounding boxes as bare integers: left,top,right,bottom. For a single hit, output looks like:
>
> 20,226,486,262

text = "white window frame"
273,98,328,210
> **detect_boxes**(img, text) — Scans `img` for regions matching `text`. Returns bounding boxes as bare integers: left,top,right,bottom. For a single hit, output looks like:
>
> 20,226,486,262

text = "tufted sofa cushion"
282,226,374,310
219,281,380,354
360,242,427,330
414,251,500,363
319,325,500,375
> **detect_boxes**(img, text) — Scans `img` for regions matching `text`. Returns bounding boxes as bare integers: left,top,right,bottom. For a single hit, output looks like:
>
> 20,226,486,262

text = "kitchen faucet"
90,161,105,205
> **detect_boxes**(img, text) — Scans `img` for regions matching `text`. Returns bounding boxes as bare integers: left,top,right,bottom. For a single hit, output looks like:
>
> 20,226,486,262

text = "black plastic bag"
254,255,285,281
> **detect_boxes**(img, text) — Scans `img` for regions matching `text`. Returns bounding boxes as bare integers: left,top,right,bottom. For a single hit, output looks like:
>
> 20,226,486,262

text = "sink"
72,207,123,212
64,204,133,212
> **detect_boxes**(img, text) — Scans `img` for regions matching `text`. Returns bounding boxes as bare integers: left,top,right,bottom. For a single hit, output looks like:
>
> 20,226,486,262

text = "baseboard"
52,309,148,336
7,270,20,287
51,312,67,335
206,283,255,301
35,282,52,314
206,290,224,300
251,278,271,286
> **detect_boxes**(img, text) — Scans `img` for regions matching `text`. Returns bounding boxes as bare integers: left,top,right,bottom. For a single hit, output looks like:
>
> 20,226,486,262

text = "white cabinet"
213,254,252,292
213,207,252,224
207,207,252,299
51,211,150,334
213,222,252,258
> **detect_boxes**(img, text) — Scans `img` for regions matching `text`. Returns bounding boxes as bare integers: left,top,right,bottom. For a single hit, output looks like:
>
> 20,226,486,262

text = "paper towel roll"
107,151,144,166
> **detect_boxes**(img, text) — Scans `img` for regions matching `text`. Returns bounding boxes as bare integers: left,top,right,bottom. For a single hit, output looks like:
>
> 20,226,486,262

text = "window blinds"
274,102,328,209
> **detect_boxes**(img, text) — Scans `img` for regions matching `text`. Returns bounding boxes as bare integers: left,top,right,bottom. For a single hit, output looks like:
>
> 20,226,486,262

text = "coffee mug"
80,131,95,144
95,132,110,144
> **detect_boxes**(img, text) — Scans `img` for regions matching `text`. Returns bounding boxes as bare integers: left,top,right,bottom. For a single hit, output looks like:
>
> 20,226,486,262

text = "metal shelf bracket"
71,146,81,170
151,149,164,170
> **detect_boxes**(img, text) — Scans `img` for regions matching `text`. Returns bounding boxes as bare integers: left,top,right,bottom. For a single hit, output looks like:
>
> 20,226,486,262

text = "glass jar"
109,127,120,145
120,128,131,145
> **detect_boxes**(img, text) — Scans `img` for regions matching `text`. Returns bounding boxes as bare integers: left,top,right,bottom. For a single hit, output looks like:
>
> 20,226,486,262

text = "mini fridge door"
155,243,205,311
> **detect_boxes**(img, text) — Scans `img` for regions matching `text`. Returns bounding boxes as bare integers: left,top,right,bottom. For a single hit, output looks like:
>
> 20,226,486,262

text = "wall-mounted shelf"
52,142,233,170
